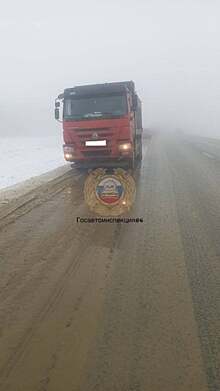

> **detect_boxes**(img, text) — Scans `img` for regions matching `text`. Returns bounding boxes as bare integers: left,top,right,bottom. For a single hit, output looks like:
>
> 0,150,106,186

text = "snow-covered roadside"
0,136,67,190
0,165,72,206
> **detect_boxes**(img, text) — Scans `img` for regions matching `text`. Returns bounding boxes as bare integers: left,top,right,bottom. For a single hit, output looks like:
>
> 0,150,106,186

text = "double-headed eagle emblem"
84,168,136,216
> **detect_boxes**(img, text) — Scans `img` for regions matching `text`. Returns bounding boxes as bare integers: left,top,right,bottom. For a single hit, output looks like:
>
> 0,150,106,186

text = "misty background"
1,0,220,138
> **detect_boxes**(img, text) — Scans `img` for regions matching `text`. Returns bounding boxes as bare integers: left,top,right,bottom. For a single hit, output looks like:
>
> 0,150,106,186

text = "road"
0,132,220,391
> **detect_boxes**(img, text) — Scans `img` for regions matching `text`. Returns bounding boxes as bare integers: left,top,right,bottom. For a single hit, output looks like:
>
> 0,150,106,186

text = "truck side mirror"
55,101,60,108
55,108,59,120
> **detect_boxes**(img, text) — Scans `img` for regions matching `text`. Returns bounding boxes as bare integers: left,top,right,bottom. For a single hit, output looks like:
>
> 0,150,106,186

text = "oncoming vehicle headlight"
64,153,73,160
63,145,74,160
118,142,132,152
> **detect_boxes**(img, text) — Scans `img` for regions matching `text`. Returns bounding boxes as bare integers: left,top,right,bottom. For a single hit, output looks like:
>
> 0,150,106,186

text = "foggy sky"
1,0,220,137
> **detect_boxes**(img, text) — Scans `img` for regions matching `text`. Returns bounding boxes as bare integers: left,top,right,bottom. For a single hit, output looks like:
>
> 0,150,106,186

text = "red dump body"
55,81,143,168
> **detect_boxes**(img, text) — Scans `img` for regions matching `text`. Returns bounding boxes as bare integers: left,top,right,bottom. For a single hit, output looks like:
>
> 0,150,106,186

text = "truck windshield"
63,94,128,120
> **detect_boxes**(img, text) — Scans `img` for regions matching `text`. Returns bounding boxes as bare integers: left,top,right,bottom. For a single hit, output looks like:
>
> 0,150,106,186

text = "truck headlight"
63,145,74,160
64,153,73,160
118,142,132,152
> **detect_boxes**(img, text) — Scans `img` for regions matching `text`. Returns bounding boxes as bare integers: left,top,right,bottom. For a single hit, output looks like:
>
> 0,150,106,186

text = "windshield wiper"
65,112,124,120
83,112,103,118
85,112,123,117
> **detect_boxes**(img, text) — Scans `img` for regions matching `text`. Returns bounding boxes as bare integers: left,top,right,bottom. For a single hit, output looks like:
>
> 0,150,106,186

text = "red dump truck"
55,81,143,168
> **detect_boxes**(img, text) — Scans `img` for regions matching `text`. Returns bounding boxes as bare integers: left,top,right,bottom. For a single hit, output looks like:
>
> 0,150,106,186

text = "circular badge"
96,176,124,206
84,168,136,216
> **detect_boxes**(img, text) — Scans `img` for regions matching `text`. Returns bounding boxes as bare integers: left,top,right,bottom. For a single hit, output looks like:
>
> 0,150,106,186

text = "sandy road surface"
0,133,220,390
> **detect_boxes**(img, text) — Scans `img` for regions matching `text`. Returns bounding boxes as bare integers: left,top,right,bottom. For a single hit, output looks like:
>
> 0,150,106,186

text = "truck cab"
55,81,143,169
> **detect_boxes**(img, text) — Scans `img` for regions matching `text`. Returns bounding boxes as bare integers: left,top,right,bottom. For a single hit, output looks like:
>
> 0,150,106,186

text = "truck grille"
67,127,115,157
75,128,114,141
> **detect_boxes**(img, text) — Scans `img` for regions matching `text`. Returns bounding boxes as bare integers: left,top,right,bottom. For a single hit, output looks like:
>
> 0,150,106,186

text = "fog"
1,0,220,137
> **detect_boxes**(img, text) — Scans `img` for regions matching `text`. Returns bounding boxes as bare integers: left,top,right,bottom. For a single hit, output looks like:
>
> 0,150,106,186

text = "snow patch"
0,136,67,190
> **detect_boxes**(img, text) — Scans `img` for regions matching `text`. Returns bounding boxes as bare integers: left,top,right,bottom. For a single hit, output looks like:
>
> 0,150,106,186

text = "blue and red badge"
84,168,136,216
96,177,124,206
